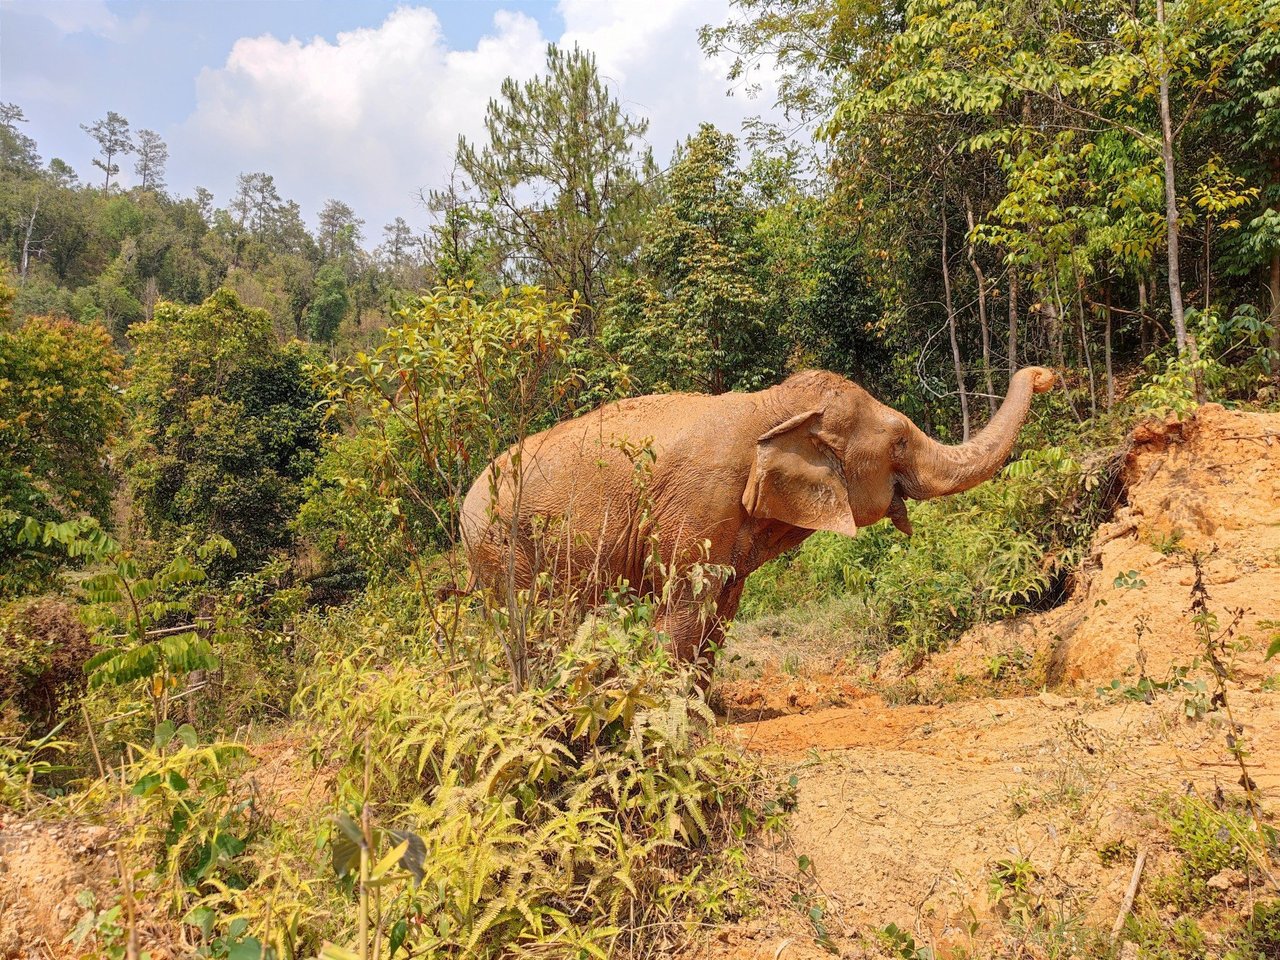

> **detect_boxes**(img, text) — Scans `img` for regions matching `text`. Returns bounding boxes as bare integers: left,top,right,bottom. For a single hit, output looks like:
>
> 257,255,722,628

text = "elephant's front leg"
655,577,745,679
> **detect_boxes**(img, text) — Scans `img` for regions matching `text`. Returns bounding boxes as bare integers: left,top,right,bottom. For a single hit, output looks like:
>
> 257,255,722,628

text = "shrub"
0,310,124,596
303,283,586,594
0,596,93,733
124,288,328,578
286,600,760,959
66,593,768,960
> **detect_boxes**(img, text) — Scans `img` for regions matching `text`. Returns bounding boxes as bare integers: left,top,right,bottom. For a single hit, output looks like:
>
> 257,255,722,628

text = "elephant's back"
469,390,754,507
530,390,755,460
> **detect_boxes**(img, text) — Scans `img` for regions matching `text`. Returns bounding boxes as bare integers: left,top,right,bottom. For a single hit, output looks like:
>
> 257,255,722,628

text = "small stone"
1207,868,1246,890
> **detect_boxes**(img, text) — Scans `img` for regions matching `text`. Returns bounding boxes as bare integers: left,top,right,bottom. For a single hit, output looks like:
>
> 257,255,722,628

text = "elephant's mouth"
887,485,913,536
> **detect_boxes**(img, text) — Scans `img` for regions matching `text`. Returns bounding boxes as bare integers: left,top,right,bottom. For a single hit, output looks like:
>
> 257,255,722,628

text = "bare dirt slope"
920,402,1280,691
698,405,1280,957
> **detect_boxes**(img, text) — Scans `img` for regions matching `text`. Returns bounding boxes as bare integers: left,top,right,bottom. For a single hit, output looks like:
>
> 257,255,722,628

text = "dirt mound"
715,667,873,722
914,404,1280,695
701,691,1280,957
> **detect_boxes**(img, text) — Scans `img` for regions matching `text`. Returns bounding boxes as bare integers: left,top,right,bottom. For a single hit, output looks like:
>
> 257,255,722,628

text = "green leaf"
181,906,216,939
131,773,162,796
1266,636,1280,662
154,720,176,748
175,723,198,748
227,936,262,960
387,828,426,884
389,918,408,956
332,812,363,879
371,839,409,882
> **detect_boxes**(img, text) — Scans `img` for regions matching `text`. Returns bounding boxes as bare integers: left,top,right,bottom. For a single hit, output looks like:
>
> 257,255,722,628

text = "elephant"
461,365,1056,666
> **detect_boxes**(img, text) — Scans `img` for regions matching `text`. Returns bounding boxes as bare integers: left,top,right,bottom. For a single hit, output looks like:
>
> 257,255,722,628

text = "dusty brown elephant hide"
461,366,1056,664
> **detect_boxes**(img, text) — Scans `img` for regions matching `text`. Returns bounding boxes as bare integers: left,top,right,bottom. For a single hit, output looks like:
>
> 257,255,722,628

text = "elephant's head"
742,366,1056,538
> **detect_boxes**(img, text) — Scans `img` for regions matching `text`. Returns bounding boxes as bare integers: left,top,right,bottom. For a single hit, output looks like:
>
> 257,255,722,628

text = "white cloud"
558,0,783,165
175,1,782,237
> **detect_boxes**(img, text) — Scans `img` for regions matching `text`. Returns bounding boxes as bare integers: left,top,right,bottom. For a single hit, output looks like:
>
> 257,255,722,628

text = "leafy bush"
1130,304,1278,416
286,601,760,959
0,307,124,596
124,289,328,578
304,284,584,591
63,591,767,959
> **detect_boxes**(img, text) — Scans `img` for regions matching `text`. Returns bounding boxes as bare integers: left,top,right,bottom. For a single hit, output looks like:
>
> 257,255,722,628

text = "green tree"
306,284,580,601
456,44,654,328
604,125,772,393
306,263,350,343
133,129,168,193
124,289,328,576
80,111,133,192
0,103,40,177
317,198,364,265
0,278,124,596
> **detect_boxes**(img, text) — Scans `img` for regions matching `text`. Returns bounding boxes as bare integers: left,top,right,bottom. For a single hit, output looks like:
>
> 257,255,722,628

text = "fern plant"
15,515,236,724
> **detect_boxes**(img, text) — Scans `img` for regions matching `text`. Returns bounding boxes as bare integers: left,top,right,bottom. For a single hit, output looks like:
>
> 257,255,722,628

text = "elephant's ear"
742,409,858,538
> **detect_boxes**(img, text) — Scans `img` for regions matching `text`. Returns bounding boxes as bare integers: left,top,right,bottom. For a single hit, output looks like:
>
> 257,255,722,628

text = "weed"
1098,839,1136,868
1148,797,1256,911
0,721,71,808
877,922,933,959
1227,899,1280,960
67,890,148,960
1149,529,1185,556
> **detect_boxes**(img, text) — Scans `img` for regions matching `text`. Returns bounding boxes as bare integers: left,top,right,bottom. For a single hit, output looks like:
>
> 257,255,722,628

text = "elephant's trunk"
901,366,1055,500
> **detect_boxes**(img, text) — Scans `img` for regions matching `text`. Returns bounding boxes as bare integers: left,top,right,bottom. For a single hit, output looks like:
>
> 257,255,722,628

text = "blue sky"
2,1,781,240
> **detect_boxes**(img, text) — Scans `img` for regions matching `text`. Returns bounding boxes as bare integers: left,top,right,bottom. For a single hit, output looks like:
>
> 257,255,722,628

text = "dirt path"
712,692,1279,952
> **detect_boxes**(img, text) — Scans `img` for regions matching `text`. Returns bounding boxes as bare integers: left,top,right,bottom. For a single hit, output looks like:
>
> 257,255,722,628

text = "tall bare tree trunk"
1008,266,1019,377
1270,253,1280,382
1104,281,1115,409
941,200,970,440
1075,266,1097,418
1049,275,1067,371
1139,277,1150,356
965,196,997,416
19,198,39,286
1156,0,1202,400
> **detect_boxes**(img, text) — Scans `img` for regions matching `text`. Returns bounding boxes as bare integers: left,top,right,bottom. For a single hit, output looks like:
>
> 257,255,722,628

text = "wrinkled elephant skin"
461,366,1056,664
